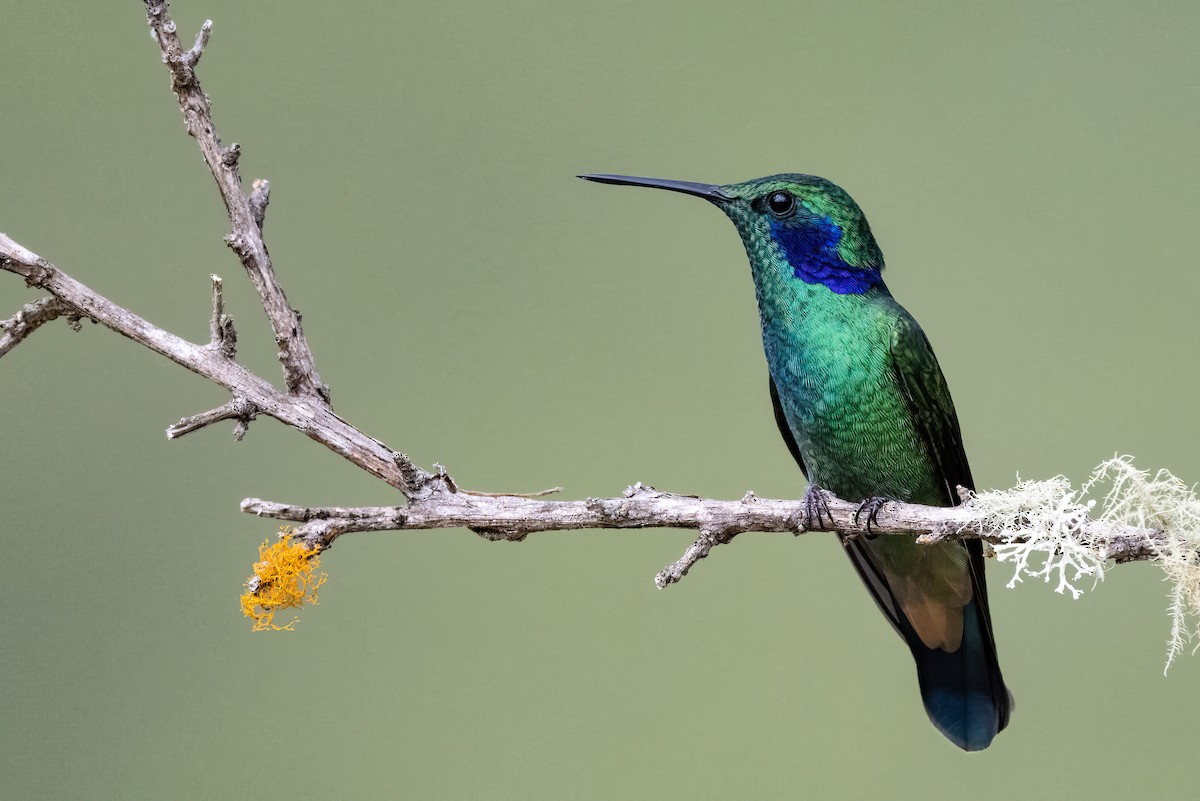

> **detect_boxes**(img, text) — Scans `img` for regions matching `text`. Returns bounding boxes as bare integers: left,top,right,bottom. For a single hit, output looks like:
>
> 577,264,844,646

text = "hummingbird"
581,172,1012,750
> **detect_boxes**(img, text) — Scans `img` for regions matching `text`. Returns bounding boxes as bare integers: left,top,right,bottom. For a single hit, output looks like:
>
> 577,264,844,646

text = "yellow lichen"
240,527,327,631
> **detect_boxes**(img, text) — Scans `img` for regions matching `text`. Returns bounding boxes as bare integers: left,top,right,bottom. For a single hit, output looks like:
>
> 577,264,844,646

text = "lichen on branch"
240,529,327,631
967,456,1200,670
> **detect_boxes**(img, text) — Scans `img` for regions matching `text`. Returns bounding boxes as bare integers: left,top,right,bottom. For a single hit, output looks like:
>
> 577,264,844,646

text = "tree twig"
0,296,80,358
0,232,425,493
206,274,236,358
183,18,211,67
144,0,327,403
167,395,257,440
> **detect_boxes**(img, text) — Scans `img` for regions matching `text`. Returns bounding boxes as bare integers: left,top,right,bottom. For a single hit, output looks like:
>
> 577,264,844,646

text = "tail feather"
841,536,1012,750
911,595,1011,750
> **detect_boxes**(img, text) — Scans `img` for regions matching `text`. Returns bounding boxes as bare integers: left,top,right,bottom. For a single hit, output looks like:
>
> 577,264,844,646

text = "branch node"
432,463,459,494
249,179,271,229
291,520,340,553
472,527,529,542
393,453,437,498
222,143,241,166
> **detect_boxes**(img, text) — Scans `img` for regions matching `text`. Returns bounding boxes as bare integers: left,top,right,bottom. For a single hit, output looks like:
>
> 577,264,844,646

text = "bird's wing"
888,312,1005,657
769,375,807,481
886,314,1012,745
888,314,973,503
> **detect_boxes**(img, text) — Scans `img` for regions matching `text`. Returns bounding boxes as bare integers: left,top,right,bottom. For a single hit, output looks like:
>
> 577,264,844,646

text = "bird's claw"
853,496,891,539
802,484,833,531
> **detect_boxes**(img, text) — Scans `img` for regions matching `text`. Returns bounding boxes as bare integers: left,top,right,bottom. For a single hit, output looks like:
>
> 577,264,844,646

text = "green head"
581,173,885,295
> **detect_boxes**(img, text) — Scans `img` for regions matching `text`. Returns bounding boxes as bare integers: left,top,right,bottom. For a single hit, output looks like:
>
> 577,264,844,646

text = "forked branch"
145,1,326,402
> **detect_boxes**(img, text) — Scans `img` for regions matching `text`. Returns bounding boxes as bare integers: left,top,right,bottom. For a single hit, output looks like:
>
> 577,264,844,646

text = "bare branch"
0,296,80,358
143,0,328,403
240,485,1168,586
167,395,257,440
0,234,418,492
184,18,212,67
655,525,740,588
207,274,236,358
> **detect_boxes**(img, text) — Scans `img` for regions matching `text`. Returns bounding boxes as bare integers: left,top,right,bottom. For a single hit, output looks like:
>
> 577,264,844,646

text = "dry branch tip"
185,19,212,67
0,296,82,358
167,395,258,440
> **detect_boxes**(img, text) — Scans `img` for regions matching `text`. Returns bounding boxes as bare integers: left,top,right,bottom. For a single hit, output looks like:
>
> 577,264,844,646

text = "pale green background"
2,1,1198,799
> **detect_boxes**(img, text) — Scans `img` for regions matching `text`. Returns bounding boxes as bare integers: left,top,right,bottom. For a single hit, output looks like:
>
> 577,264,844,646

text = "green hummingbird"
582,172,1012,750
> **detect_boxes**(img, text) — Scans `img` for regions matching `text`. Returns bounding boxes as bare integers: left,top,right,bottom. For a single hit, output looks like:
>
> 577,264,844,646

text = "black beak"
578,174,733,204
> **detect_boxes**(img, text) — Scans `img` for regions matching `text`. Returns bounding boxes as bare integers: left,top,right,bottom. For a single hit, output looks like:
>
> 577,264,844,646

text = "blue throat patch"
769,216,881,295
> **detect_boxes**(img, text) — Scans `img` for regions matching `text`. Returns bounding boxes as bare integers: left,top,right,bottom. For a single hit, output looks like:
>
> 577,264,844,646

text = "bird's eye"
767,191,795,216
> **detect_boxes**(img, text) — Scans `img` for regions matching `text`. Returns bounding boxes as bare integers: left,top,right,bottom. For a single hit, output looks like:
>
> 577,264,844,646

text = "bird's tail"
909,591,1012,751
841,537,1012,751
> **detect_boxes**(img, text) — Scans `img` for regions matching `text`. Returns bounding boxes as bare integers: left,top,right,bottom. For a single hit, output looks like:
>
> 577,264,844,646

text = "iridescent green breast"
760,284,944,506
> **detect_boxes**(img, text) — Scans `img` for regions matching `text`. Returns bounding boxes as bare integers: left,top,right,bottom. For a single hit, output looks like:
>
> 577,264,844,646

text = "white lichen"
1084,457,1200,672
969,474,1104,599
966,456,1200,672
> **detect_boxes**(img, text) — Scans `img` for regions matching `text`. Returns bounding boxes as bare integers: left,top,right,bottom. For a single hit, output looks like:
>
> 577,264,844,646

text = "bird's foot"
853,496,891,539
802,484,833,531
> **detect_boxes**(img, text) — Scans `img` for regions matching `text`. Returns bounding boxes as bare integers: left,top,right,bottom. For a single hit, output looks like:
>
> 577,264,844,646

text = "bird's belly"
770,348,942,505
